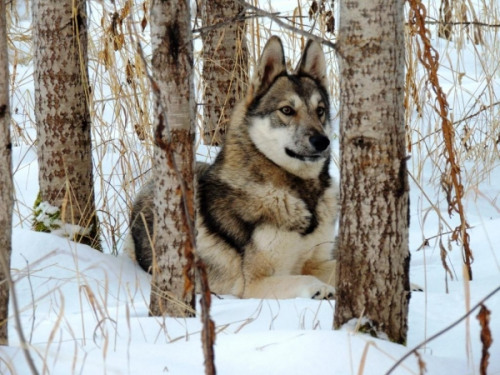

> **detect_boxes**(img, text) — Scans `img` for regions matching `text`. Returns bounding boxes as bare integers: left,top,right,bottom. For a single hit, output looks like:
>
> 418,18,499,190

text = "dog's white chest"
251,184,337,275
252,222,334,275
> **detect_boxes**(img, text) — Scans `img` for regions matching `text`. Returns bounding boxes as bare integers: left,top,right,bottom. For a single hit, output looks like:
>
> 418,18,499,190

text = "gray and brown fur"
129,36,338,299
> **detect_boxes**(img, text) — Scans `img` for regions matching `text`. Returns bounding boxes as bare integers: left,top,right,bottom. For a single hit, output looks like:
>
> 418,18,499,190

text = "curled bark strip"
477,304,492,375
197,259,216,375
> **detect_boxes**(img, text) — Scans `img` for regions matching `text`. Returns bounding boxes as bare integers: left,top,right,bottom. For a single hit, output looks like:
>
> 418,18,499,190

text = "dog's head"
246,36,331,179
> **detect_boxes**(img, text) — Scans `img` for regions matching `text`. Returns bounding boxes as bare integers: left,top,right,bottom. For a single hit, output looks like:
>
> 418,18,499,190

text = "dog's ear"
248,36,286,99
295,39,327,88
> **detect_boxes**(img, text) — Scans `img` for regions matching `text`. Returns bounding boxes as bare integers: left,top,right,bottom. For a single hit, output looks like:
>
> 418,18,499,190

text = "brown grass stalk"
407,0,474,279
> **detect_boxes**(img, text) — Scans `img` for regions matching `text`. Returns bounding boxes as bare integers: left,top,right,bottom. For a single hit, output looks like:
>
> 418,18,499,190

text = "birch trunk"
149,0,196,317
32,0,100,249
200,0,248,145
0,0,12,345
333,0,410,344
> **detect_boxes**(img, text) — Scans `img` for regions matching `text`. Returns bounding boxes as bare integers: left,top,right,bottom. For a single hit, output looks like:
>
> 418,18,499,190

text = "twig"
193,12,264,35
193,11,311,36
385,285,500,375
21,255,36,344
235,0,337,51
477,304,492,375
453,101,500,126
0,254,39,375
425,19,500,28
197,259,216,375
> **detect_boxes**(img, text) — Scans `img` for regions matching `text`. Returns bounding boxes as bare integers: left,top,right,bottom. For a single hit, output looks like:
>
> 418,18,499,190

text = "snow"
5,222,499,374
3,141,500,375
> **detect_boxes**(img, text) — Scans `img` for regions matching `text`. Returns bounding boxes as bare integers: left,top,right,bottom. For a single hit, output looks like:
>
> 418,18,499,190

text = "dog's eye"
280,106,295,116
317,107,326,117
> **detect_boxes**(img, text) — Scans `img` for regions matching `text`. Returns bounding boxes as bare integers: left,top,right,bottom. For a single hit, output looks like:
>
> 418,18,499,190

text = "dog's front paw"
297,279,336,300
311,284,336,300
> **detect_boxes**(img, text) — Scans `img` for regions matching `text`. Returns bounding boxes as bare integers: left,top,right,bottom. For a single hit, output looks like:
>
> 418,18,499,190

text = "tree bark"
334,0,410,344
200,0,248,146
32,0,100,249
0,0,12,345
149,0,196,317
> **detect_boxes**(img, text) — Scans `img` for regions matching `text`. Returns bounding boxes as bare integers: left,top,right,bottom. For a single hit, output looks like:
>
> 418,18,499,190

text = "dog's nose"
309,134,330,152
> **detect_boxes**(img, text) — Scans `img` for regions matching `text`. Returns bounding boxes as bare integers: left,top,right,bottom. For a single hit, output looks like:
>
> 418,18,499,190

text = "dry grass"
405,0,499,283
8,0,498,256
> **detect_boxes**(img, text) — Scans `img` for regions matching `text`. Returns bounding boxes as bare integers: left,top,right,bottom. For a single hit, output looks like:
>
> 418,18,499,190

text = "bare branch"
453,101,500,126
0,254,39,375
386,285,500,375
235,0,337,51
425,19,500,28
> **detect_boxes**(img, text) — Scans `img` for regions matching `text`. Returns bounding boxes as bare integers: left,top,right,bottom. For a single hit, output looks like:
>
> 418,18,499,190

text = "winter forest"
0,0,499,374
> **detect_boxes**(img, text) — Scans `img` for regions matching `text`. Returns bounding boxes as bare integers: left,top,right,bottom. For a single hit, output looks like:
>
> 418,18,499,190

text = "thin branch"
193,11,312,36
197,259,216,375
193,12,264,36
235,0,337,51
453,101,500,126
425,19,500,28
0,254,39,375
385,285,500,375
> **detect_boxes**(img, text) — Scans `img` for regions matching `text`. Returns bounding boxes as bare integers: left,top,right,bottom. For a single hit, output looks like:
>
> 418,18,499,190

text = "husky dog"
130,36,338,299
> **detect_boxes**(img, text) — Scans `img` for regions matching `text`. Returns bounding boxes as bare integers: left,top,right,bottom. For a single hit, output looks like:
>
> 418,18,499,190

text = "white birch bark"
200,0,248,145
333,0,410,344
149,0,196,317
0,0,12,345
32,0,100,249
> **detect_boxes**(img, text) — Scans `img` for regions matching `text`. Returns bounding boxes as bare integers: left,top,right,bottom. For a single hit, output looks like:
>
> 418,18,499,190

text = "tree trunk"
200,0,248,146
149,0,196,317
0,0,12,345
333,0,410,344
32,0,100,249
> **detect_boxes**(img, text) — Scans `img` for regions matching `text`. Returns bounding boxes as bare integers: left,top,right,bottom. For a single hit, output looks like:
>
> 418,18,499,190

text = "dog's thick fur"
129,36,339,299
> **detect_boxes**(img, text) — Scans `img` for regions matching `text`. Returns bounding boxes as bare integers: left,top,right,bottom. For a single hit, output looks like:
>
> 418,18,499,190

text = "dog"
129,36,338,299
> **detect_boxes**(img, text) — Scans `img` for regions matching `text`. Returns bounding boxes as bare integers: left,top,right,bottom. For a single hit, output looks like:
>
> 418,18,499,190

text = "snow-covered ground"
2,140,499,375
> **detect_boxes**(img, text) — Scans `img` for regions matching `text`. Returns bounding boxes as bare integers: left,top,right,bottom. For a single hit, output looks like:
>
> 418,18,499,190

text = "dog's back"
130,36,338,299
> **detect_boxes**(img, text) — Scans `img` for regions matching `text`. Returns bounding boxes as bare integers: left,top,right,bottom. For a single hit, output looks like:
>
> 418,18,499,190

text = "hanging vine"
407,0,474,279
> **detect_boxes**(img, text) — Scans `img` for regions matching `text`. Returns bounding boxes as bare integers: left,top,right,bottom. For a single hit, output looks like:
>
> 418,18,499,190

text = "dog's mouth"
285,148,323,161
